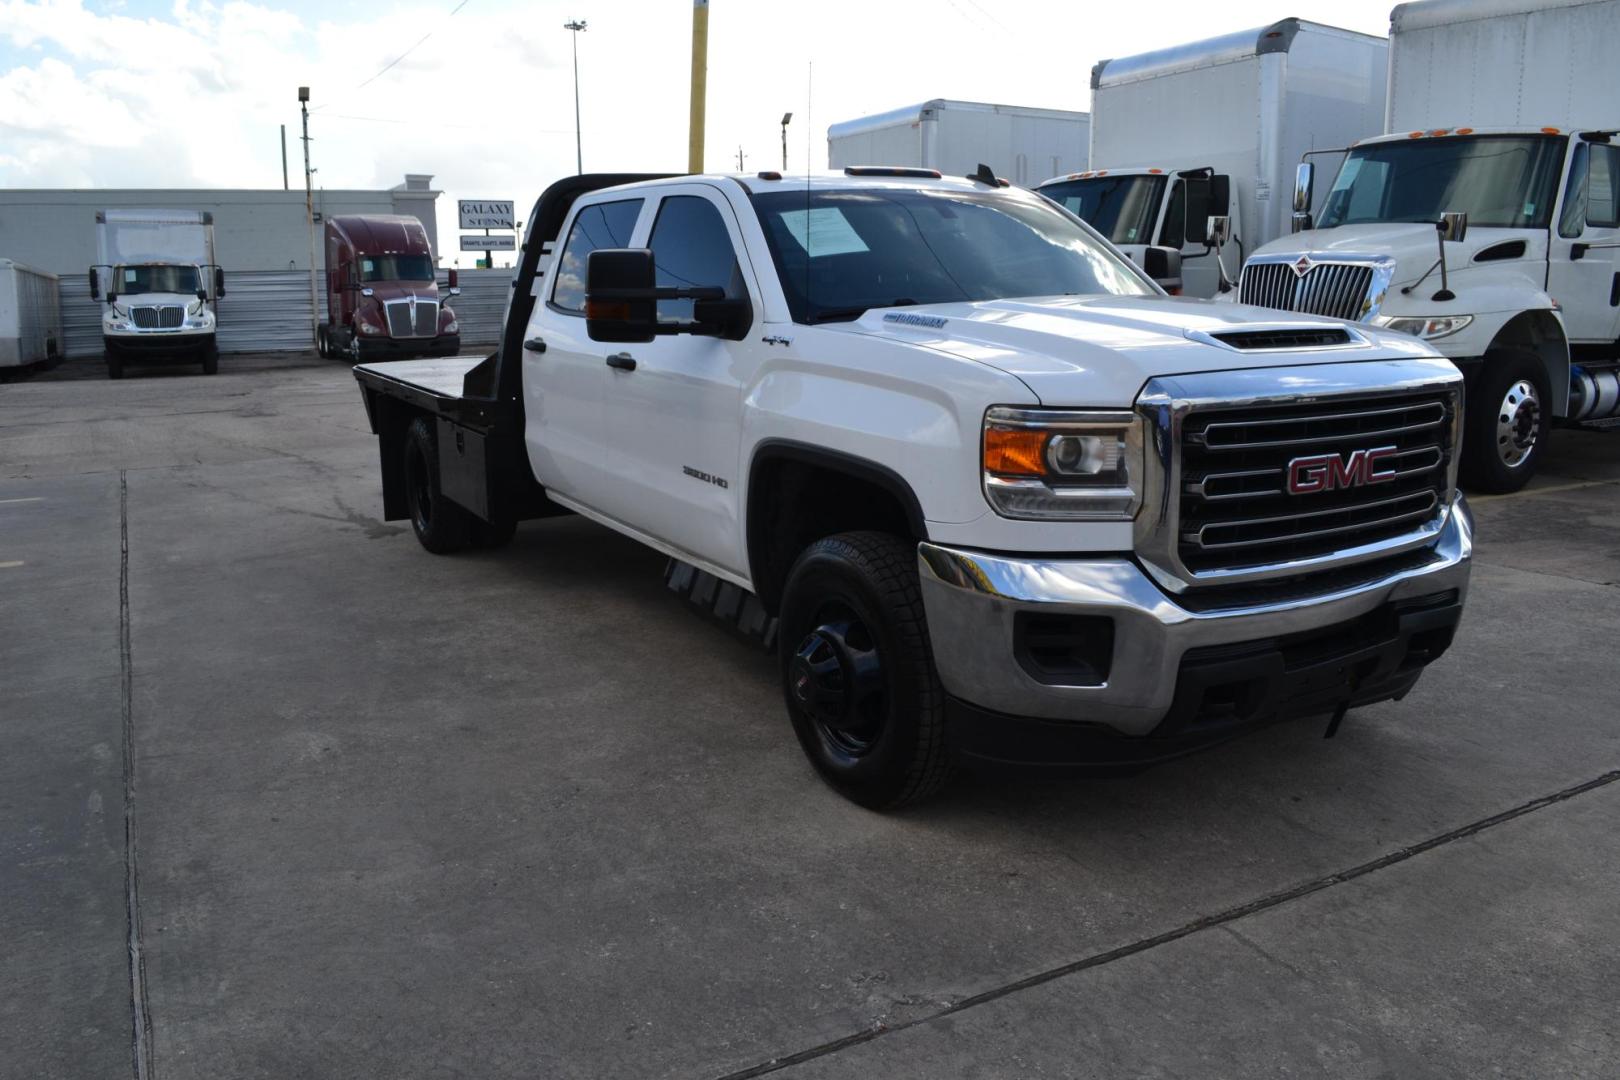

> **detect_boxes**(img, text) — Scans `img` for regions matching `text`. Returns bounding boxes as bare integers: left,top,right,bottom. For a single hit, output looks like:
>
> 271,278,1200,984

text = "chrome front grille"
131,305,184,329
1240,261,1375,322
383,299,439,338
1177,392,1456,575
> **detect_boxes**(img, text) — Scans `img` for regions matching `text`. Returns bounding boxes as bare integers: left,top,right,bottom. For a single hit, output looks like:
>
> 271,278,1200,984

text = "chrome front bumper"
917,497,1473,738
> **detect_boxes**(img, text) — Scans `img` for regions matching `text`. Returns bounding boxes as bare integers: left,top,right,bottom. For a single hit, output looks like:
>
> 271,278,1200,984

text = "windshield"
1035,175,1167,245
115,264,200,294
1318,135,1566,230
358,254,434,282
751,187,1154,324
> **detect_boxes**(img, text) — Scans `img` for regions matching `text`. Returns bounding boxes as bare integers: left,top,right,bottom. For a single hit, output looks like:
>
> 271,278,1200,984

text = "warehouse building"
0,174,509,357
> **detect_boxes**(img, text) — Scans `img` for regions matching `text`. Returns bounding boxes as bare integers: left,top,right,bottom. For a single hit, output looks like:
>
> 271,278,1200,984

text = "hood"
840,295,1434,406
1253,223,1543,293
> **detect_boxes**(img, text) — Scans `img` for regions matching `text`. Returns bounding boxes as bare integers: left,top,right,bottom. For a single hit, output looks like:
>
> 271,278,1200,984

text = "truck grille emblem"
1286,446,1398,494
1291,254,1314,278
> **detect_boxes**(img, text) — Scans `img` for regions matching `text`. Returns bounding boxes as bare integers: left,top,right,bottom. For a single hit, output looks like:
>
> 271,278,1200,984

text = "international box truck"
827,99,1089,189
88,209,226,379
1240,0,1620,492
0,259,62,371
1038,19,1388,299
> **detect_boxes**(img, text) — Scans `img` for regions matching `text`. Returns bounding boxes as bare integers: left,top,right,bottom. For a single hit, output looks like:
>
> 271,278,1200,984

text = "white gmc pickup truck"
355,169,1473,808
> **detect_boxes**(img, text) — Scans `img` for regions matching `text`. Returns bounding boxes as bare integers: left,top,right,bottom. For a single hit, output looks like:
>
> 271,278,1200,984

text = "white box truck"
1239,0,1620,491
1037,19,1387,299
0,259,62,370
89,209,226,379
827,99,1089,188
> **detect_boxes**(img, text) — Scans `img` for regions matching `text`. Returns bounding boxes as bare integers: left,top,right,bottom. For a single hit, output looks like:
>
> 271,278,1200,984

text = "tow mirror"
214,267,227,298
89,267,100,300
1293,162,1315,213
1439,211,1468,243
586,249,659,343
1142,245,1183,294
585,247,731,343
1206,215,1231,245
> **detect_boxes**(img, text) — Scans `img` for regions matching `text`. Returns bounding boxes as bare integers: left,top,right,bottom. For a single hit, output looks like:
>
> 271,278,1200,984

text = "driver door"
1549,138,1620,345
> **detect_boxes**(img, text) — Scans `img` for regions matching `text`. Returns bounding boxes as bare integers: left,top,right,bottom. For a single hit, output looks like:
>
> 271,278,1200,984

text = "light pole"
780,112,792,171
299,86,318,345
564,20,587,174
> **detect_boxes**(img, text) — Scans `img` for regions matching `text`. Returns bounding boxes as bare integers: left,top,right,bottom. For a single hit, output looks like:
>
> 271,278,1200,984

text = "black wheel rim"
790,602,887,760
405,440,433,533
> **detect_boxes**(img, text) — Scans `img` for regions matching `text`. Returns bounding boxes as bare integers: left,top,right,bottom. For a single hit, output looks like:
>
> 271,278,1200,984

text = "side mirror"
446,268,459,289
1209,174,1231,215
1141,246,1183,294
107,291,118,305
1293,162,1315,213
1292,211,1314,234
1439,211,1468,243
196,288,208,301
585,248,659,343
448,286,462,296
214,267,227,298
1206,215,1231,245
89,267,101,300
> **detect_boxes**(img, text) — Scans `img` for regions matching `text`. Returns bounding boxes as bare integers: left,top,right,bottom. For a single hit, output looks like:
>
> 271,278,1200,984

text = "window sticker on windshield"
362,259,375,273
1523,202,1536,217
124,269,138,283
779,208,869,256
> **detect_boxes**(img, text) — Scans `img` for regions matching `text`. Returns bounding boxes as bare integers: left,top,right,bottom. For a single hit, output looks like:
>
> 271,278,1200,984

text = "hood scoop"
1207,327,1355,350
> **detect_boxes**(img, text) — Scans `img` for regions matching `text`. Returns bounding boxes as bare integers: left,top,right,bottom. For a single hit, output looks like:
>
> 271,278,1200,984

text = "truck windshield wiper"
808,299,918,324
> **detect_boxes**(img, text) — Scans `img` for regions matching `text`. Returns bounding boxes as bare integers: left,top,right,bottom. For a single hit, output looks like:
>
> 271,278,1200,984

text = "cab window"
1157,180,1186,249
647,195,744,322
551,198,643,314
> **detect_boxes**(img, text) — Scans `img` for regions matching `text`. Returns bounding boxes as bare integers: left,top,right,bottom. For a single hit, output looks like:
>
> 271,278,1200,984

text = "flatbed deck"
354,353,499,431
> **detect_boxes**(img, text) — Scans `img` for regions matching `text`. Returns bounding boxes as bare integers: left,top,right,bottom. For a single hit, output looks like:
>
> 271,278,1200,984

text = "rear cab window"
550,198,644,314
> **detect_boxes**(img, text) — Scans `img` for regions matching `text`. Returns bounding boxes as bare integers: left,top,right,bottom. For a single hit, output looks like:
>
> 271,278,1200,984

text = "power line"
314,0,473,111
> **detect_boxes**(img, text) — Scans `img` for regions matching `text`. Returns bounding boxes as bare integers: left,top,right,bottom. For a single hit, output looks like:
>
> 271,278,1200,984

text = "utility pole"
736,145,745,171
280,125,289,190
688,0,708,173
565,20,587,174
780,112,792,171
299,87,318,346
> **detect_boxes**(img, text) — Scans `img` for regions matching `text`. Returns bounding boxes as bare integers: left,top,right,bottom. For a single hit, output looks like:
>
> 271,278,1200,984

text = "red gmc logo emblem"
1286,446,1399,494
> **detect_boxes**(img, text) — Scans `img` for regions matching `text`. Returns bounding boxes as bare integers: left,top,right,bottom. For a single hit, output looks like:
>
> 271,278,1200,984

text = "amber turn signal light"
586,299,631,321
984,427,1048,477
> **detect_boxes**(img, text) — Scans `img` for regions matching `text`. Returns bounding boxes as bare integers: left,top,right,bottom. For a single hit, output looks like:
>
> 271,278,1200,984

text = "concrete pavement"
2,354,1617,1079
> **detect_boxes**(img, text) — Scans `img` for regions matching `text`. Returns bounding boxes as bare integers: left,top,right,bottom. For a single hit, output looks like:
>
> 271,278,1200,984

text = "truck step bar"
664,560,778,650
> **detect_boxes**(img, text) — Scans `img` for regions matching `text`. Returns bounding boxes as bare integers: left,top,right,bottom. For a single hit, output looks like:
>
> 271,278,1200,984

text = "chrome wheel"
1495,378,1541,469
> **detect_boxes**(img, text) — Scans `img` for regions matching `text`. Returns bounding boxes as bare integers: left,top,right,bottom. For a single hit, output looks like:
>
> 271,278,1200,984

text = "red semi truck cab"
318,214,461,362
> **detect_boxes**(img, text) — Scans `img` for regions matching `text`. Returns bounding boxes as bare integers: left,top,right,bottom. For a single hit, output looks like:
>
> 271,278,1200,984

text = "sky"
0,0,1398,266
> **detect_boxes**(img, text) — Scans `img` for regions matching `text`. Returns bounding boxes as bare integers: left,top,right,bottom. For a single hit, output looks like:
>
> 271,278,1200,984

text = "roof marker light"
1456,127,1474,135
1408,130,1424,138
1429,128,1450,136
1541,127,1561,134
1148,168,1163,174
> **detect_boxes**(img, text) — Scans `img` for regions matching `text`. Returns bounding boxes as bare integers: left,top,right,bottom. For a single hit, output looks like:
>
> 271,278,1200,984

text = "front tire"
402,416,471,554
778,531,950,809
201,345,219,375
1460,348,1549,494
106,349,124,380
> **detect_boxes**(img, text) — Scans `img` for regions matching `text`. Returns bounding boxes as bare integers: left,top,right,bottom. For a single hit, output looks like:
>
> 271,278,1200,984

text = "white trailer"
1038,19,1387,298
1240,0,1620,491
0,259,63,369
827,99,1089,188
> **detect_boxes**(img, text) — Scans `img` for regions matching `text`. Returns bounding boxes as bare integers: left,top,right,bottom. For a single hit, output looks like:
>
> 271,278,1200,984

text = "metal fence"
440,268,514,345
55,267,514,357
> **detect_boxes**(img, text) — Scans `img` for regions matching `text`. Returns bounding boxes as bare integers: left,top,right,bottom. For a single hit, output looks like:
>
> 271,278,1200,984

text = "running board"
664,560,779,650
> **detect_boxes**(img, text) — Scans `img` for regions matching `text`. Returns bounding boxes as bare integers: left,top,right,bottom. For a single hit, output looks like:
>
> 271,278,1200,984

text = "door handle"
605,352,637,372
523,337,547,353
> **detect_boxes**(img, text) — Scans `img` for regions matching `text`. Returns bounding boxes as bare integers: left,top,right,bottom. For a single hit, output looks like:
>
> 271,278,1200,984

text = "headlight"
982,407,1143,520
187,299,204,315
358,319,383,336
1372,314,1473,340
443,318,459,334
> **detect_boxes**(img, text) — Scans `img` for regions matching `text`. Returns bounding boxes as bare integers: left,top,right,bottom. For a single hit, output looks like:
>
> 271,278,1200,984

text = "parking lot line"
0,560,25,569
0,497,45,505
